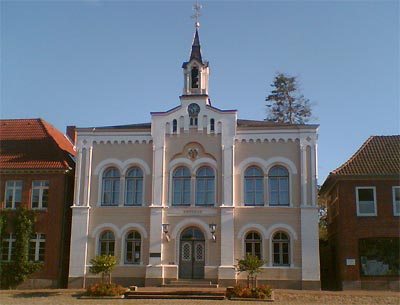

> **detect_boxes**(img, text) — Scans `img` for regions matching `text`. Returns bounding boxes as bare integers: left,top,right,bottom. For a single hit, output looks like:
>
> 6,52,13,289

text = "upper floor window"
31,181,49,209
269,166,289,206
172,167,191,206
210,119,215,132
125,231,141,264
4,181,22,209
172,119,178,133
272,231,290,266
29,233,45,262
244,166,264,206
99,230,115,256
102,168,120,206
356,187,377,216
1,233,15,262
393,186,400,216
245,231,262,260
196,166,215,206
125,167,143,206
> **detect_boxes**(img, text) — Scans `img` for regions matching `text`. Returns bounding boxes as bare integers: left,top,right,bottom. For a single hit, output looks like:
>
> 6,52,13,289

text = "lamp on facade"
209,223,217,242
162,223,170,241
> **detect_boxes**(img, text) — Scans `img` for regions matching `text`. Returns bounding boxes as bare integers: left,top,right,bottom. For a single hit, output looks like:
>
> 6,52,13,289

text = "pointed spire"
190,29,202,63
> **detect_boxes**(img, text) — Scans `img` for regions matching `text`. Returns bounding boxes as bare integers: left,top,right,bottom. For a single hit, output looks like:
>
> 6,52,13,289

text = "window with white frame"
356,187,377,216
125,167,143,206
102,168,120,206
1,233,15,261
269,166,289,206
125,231,141,264
172,167,191,206
29,233,45,262
245,231,262,259
393,186,400,216
272,231,290,266
31,180,49,209
99,230,115,256
4,181,22,209
196,166,215,206
244,166,264,206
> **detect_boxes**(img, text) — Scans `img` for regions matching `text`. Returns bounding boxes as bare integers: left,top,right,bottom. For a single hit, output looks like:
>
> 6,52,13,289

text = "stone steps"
163,280,219,288
124,290,225,300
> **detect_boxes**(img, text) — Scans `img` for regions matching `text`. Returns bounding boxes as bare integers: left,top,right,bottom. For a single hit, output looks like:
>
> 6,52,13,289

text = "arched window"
269,166,289,206
172,119,178,133
125,167,143,206
99,231,115,256
102,168,120,206
196,166,215,206
272,232,290,266
191,66,199,88
172,167,191,206
210,119,215,132
125,231,141,264
244,166,264,206
245,231,262,259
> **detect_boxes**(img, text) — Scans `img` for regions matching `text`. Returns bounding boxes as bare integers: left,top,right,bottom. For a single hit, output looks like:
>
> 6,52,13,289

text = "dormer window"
191,66,199,89
188,103,200,127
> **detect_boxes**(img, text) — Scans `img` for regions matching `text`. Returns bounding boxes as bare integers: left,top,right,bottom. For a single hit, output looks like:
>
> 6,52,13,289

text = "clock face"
188,103,200,116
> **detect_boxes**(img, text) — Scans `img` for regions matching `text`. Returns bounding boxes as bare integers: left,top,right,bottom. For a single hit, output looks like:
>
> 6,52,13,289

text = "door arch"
179,227,205,279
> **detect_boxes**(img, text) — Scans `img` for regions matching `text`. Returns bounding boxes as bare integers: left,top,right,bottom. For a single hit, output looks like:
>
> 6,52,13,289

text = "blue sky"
1,0,399,184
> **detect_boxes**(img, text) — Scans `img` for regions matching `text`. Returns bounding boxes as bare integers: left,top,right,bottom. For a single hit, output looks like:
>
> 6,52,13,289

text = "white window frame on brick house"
392,186,400,216
356,186,377,216
31,180,49,209
1,233,15,261
4,181,22,209
29,233,46,262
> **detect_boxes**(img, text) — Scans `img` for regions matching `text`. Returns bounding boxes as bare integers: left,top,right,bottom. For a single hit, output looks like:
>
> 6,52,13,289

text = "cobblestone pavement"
0,289,398,305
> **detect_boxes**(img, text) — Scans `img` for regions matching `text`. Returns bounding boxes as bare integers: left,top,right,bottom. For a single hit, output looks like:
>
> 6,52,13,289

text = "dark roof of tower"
190,29,202,63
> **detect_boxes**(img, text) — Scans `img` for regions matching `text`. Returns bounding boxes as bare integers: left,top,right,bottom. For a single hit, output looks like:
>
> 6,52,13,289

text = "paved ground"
0,289,398,305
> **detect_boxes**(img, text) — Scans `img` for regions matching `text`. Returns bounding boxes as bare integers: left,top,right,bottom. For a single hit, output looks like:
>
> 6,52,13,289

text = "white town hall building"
68,22,320,289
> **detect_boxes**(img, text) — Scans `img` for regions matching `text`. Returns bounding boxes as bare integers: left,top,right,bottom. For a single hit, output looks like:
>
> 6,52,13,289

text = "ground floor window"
1,233,15,261
29,233,46,262
359,238,399,276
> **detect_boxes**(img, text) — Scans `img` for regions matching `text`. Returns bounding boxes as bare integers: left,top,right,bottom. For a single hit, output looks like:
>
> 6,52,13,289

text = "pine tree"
265,72,312,124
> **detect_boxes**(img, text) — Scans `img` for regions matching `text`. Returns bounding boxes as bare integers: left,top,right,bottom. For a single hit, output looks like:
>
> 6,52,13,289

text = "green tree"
0,207,42,289
265,72,312,124
236,254,267,288
89,255,119,284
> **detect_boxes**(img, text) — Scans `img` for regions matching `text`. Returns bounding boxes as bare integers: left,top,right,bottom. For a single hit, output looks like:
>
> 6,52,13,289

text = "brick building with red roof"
320,135,400,291
0,118,75,288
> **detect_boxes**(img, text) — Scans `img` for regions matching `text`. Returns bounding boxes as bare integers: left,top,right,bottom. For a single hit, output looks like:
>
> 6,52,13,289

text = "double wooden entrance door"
179,227,205,279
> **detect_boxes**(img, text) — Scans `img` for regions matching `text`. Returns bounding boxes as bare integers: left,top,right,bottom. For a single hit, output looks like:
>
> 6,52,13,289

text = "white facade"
68,28,320,289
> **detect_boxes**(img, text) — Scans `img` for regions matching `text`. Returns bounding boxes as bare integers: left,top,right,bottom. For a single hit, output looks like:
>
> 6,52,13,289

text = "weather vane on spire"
191,0,203,29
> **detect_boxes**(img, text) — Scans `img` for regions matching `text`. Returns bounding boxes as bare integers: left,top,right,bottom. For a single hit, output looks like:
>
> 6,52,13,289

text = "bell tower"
182,2,210,99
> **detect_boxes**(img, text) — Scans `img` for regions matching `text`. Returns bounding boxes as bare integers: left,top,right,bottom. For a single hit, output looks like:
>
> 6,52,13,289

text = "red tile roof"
331,135,400,176
0,118,75,171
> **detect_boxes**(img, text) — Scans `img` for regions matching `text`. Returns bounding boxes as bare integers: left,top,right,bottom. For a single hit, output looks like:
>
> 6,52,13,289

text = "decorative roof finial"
191,0,202,29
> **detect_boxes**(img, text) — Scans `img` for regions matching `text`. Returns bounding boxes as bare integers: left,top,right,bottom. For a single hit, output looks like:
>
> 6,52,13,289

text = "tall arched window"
102,168,120,206
99,231,115,256
191,66,199,88
172,119,178,133
125,231,141,264
172,167,191,206
196,166,215,206
125,167,143,206
245,231,262,259
268,166,289,206
210,119,215,132
272,231,290,266
244,166,264,206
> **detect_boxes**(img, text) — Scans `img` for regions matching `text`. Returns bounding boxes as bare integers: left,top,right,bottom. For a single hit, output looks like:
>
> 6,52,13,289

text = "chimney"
66,126,76,144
